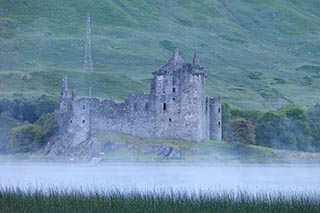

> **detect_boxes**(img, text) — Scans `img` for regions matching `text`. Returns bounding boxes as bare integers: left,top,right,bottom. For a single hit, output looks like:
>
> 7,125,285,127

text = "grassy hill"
1,0,320,109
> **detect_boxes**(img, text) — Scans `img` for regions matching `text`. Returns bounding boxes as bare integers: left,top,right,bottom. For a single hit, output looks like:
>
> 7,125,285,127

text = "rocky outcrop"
45,133,181,160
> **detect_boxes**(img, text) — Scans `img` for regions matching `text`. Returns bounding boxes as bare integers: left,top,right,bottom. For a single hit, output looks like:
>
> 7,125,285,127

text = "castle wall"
57,49,222,145
209,97,222,140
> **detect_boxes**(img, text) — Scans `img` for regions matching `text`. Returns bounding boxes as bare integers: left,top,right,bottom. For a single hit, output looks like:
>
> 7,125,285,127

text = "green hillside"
1,0,320,109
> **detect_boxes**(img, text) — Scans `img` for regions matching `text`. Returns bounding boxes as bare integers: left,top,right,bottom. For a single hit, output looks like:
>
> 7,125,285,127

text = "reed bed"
0,187,319,212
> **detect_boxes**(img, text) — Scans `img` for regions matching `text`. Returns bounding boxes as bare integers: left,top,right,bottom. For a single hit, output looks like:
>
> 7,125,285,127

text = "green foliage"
273,77,286,84
226,118,256,146
0,95,57,123
7,124,43,153
308,104,320,151
0,188,320,212
6,113,57,153
0,113,21,152
223,104,317,152
248,72,263,80
280,105,307,120
255,111,297,150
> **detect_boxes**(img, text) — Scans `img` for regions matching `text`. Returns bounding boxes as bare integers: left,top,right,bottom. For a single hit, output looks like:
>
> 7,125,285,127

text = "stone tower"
209,97,222,140
57,76,92,147
84,13,93,71
150,48,208,142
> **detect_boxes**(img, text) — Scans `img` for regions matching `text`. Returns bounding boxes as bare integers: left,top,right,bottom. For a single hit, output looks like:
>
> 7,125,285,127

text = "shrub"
7,124,43,153
6,113,57,153
225,118,255,146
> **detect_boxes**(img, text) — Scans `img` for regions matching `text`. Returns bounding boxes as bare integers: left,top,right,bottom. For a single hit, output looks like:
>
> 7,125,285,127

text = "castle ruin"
56,49,222,146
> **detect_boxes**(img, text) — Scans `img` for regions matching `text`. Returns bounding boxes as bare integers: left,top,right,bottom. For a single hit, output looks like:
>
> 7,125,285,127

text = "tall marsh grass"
0,187,319,212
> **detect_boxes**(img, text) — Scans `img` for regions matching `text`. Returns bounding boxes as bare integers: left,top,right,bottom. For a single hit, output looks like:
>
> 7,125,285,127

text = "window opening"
70,120,72,123
173,87,176,93
173,97,176,101
218,121,221,126
163,103,167,111
145,103,149,110
82,120,85,124
82,105,86,110
134,103,138,111
218,108,221,113
169,118,172,122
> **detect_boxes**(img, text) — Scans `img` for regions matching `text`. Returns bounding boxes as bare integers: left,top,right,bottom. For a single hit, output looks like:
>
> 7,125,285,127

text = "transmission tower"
84,13,93,71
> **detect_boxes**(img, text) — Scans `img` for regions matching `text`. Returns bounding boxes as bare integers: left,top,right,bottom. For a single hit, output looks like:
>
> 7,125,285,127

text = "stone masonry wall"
56,49,222,146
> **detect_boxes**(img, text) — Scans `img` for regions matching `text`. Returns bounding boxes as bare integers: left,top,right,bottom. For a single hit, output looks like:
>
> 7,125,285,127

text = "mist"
1,163,320,196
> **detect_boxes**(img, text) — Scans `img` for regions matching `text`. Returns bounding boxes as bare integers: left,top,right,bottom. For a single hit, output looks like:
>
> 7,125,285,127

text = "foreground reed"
0,187,319,212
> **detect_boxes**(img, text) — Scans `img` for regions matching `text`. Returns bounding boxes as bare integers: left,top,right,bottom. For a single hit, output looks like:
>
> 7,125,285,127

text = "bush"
0,95,57,123
6,113,57,153
7,124,43,153
222,103,318,152
225,118,255,146
308,104,320,151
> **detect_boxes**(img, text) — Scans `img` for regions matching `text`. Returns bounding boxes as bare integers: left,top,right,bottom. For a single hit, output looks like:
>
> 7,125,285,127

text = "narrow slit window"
145,103,149,110
218,108,221,113
173,88,176,93
173,97,176,101
163,103,167,111
169,118,172,122
70,120,72,123
218,121,221,126
82,120,85,124
82,105,86,110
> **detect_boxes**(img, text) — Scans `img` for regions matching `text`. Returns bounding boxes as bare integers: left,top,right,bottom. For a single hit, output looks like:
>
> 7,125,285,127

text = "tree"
226,118,256,146
255,111,297,150
308,104,320,151
5,113,57,153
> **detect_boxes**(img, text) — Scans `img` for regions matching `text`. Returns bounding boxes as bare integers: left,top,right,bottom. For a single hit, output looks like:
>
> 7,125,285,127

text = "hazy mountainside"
1,0,320,109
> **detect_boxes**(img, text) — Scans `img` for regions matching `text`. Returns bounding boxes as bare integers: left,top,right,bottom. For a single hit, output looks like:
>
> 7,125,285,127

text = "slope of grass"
92,131,320,163
1,0,320,109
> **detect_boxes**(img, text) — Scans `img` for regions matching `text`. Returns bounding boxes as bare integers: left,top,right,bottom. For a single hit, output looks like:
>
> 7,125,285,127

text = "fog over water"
1,163,320,196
